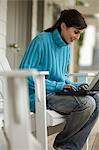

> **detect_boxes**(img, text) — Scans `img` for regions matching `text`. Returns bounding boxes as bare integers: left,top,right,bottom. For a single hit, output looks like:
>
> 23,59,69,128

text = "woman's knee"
80,96,96,115
93,94,99,106
92,93,99,113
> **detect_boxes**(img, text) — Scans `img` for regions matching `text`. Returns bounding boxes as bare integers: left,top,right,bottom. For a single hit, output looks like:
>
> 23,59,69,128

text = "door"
6,0,32,69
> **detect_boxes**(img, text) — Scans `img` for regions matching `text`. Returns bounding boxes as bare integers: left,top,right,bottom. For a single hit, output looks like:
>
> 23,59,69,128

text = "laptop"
87,72,99,91
56,72,99,96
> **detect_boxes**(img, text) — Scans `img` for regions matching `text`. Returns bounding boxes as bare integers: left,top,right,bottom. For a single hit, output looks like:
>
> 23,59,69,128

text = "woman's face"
60,22,84,44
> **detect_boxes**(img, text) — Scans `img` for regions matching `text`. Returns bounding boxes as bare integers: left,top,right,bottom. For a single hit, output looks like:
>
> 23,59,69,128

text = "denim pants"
46,93,99,150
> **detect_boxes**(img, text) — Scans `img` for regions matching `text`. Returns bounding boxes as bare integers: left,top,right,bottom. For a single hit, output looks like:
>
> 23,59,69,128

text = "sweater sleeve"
19,37,43,90
19,37,42,69
65,78,82,88
19,36,65,92
45,79,65,93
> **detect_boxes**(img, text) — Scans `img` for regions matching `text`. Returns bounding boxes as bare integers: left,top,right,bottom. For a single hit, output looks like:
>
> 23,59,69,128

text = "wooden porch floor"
91,133,99,150
48,133,99,150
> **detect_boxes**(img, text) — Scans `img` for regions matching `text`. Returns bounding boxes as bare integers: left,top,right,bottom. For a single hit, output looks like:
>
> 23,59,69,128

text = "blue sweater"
19,29,80,112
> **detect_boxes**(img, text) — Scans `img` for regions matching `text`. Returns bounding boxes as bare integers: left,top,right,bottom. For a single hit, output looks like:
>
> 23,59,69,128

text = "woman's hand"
78,84,89,92
64,84,78,92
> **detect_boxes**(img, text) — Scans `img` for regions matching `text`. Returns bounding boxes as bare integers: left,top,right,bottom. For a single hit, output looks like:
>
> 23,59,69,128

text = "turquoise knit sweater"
19,29,80,112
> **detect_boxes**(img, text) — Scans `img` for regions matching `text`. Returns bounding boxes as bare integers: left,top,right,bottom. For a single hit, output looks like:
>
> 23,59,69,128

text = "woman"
19,9,99,150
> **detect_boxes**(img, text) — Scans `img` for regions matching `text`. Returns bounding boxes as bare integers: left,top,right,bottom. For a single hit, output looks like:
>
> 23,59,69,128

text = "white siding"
0,0,7,55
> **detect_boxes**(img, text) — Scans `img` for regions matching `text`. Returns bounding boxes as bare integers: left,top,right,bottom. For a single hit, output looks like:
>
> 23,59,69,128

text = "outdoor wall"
0,0,7,55
32,0,38,37
31,0,54,37
43,0,53,30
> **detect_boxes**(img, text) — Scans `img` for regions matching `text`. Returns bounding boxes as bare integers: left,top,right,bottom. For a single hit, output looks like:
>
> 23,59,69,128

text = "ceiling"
74,0,99,16
53,0,99,16
52,0,99,26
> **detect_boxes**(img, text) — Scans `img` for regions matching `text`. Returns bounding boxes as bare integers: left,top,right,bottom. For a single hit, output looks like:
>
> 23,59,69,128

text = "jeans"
47,93,99,150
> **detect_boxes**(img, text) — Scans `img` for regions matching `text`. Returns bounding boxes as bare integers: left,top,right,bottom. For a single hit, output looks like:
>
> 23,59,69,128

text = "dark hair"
45,9,87,32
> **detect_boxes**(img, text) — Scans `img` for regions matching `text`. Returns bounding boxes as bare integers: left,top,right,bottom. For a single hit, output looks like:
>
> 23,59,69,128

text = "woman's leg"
57,94,99,150
47,93,97,150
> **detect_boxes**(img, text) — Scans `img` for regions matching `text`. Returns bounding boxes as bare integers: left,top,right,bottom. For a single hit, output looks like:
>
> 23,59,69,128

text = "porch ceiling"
52,0,99,16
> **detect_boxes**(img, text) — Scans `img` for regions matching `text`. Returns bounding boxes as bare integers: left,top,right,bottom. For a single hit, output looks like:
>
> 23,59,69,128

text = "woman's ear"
61,22,66,30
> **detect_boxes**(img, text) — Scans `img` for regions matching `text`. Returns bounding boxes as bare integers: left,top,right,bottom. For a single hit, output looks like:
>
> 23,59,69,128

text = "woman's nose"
76,34,80,40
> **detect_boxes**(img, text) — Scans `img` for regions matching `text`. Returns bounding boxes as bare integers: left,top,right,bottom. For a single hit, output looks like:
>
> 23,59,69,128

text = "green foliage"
76,0,84,6
77,32,85,47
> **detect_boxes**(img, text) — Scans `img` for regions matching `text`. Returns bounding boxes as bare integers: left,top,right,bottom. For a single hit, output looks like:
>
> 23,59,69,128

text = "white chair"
0,54,66,150
0,69,44,150
0,54,95,150
0,69,45,150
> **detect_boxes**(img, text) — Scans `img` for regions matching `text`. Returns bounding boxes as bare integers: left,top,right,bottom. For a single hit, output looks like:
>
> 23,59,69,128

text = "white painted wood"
0,53,11,128
34,73,48,150
5,75,42,150
47,110,65,127
0,130,8,150
0,70,43,150
0,54,43,149
0,53,11,71
0,0,7,55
